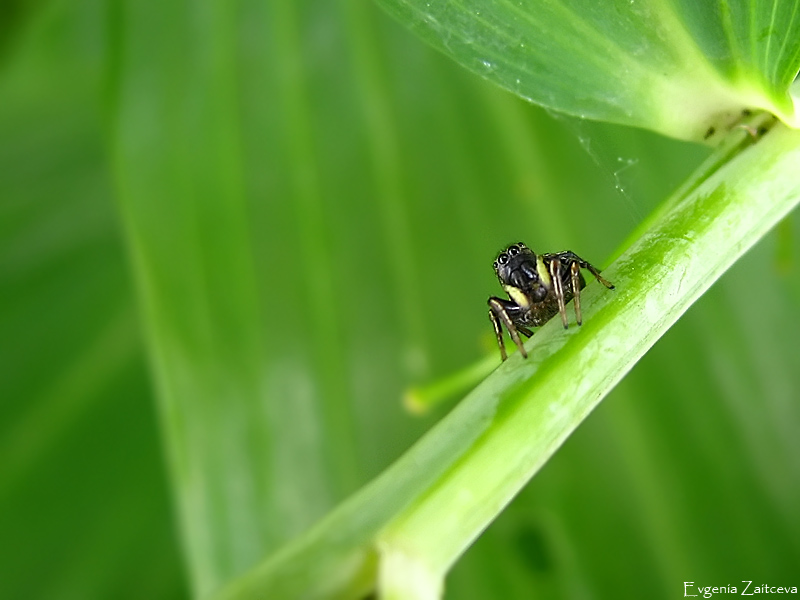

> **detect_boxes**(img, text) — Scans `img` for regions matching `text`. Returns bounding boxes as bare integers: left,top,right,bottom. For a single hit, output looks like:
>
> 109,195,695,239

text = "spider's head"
493,242,536,283
493,242,550,304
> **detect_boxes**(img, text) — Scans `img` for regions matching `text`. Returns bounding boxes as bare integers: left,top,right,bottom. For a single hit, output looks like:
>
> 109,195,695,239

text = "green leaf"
6,0,800,599
375,0,800,141
212,119,800,599
0,3,187,599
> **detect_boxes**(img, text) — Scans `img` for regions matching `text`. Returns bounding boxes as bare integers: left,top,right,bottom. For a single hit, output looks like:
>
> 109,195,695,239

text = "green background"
1,1,798,599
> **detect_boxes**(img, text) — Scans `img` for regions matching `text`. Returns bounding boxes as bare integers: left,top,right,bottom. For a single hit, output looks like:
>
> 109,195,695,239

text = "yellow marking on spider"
503,285,530,309
536,256,552,288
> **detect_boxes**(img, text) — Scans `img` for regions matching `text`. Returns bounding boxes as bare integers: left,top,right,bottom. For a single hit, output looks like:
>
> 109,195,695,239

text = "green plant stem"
403,351,502,415
407,111,774,415
213,124,800,600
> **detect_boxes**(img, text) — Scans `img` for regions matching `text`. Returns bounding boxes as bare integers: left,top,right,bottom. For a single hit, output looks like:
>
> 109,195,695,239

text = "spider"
488,242,614,361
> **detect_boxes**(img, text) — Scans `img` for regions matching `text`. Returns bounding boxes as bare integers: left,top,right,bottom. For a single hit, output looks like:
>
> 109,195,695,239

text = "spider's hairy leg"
555,251,615,290
570,261,583,325
488,297,528,360
488,307,507,361
548,259,569,329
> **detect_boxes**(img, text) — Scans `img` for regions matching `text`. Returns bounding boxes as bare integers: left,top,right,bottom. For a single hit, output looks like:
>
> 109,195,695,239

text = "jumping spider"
488,242,614,361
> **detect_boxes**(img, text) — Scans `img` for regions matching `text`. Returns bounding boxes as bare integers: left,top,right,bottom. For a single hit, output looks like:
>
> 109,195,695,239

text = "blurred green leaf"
0,2,187,599
3,0,800,599
376,0,800,141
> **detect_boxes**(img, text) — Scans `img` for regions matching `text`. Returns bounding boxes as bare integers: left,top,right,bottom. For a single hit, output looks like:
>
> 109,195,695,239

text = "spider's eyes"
508,246,519,256
497,253,509,265
517,242,526,248
493,261,498,269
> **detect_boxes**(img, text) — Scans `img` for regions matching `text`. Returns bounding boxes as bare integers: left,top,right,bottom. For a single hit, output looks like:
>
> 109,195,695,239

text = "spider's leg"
550,251,615,289
488,297,528,359
517,324,534,338
570,261,583,325
488,307,507,361
548,258,569,329
585,263,614,290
